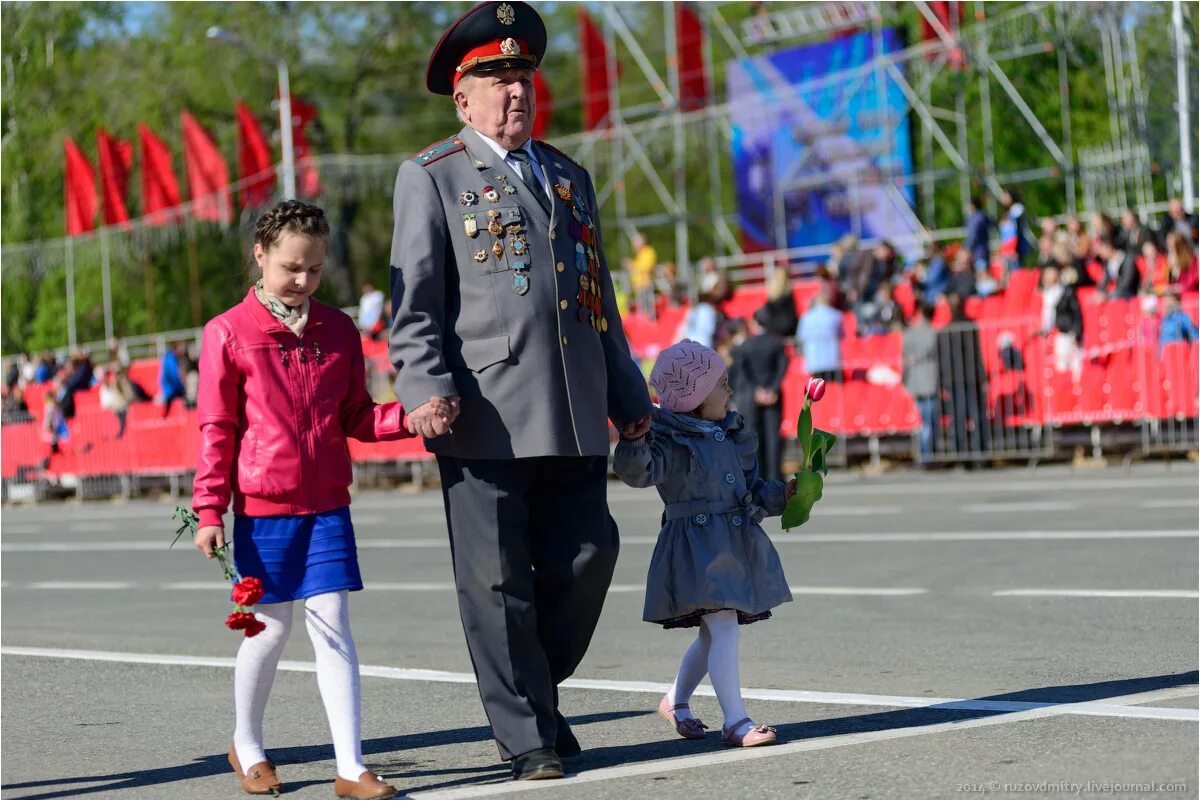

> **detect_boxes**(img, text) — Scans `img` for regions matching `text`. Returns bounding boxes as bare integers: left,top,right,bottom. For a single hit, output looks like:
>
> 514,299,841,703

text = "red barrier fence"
3,279,1198,496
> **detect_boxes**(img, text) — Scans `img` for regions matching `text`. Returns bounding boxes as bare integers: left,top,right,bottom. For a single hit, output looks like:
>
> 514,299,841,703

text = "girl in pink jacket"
192,200,451,799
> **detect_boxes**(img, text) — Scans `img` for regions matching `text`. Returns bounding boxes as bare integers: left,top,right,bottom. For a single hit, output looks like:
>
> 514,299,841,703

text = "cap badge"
497,3,516,25
500,37,520,55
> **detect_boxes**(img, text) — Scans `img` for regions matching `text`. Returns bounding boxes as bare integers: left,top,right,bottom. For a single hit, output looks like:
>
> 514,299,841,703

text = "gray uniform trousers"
437,454,618,760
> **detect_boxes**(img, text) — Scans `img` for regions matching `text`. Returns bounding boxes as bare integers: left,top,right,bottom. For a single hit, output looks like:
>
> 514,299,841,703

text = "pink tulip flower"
805,377,826,403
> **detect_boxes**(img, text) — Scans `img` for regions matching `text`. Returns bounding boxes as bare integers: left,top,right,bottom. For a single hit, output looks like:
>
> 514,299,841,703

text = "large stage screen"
728,28,919,262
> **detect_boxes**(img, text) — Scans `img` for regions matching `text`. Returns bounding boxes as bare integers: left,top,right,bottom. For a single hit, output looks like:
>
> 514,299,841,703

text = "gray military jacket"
389,125,652,460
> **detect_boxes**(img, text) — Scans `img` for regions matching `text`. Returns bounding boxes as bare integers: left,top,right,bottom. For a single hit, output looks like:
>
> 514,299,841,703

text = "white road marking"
812,477,1199,496
365,582,455,591
408,687,1200,799
1,525,43,535
1139,498,1199,509
962,502,1077,513
67,522,116,532
994,589,1200,599
789,586,926,596
2,647,1193,724
808,506,903,516
4,529,1196,553
160,582,230,591
3,581,925,597
26,581,133,590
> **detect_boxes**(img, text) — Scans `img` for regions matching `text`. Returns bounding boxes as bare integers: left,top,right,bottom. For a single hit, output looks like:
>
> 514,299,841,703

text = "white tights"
665,610,754,735
232,590,366,781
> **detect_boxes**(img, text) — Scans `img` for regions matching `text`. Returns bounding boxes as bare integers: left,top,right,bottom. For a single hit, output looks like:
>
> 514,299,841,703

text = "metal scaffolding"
549,1,1199,284
2,1,1197,352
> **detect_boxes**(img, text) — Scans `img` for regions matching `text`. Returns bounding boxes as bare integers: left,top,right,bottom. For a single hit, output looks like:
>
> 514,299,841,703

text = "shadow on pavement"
5,672,1196,799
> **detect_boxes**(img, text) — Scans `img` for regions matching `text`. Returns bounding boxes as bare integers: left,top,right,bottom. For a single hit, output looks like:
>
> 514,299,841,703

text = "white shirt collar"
472,130,538,166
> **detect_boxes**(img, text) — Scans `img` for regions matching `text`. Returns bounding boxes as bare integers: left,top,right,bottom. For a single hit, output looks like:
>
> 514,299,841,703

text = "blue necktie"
508,148,551,216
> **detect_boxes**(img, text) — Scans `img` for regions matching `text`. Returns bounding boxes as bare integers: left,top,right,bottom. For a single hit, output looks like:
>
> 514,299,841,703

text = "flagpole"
100,230,114,342
65,237,78,349
277,58,296,200
186,218,202,328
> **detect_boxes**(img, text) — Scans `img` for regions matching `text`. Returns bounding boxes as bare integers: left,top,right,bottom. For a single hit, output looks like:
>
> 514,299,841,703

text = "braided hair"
253,200,330,251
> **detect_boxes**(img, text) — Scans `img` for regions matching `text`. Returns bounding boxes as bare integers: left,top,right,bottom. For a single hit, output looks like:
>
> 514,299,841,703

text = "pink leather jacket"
192,287,410,528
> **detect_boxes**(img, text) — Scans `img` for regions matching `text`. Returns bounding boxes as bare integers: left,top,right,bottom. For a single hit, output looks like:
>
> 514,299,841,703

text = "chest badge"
460,190,478,206
463,213,478,238
473,248,488,262
483,185,500,203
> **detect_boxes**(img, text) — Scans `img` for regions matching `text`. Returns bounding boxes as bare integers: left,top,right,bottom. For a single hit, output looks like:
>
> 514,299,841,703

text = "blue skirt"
232,507,363,604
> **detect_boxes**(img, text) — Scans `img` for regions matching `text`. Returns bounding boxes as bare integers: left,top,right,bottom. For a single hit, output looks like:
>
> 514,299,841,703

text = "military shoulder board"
412,137,465,167
536,140,582,172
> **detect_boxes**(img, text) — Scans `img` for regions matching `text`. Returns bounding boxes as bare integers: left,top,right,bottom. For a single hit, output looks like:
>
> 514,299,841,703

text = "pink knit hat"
650,340,727,413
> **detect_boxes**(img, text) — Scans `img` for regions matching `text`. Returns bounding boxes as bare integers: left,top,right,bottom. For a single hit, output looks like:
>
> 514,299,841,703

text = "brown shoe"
334,771,398,800
228,746,283,795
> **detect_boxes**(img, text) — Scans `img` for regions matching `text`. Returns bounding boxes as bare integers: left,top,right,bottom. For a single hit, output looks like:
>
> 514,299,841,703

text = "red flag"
286,95,321,198
181,110,232,224
676,4,708,112
138,123,183,226
579,10,612,130
236,101,276,209
64,138,97,236
96,128,133,226
532,72,553,140
921,2,965,67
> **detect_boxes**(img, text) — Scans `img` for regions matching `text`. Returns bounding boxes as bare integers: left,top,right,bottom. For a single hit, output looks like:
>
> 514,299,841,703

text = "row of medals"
556,182,609,334
458,174,609,334
462,175,531,296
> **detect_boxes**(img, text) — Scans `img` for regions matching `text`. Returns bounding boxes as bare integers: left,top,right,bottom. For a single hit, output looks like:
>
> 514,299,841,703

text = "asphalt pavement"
1,462,1197,799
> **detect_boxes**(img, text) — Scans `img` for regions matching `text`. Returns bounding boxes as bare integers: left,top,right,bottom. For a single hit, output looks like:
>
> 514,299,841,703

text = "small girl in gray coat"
614,340,795,748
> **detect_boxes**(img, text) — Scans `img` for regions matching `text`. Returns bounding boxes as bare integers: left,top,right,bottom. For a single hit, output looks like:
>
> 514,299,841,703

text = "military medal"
473,249,487,262
510,237,527,256
488,220,504,236
506,223,521,235
496,175,519,195
492,241,504,258
554,184,572,202
463,213,478,238
511,261,529,295
483,185,500,203
460,190,478,206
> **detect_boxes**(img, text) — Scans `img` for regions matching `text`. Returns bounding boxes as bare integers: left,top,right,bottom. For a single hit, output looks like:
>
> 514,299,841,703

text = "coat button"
694,513,708,525
724,473,736,484
550,231,557,240
560,300,569,310
556,261,565,272
714,431,726,442
561,336,568,345
732,515,743,526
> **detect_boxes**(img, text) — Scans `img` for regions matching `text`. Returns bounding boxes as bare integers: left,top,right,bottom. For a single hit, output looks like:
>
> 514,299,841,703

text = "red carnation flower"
232,576,265,607
225,612,257,631
243,619,267,638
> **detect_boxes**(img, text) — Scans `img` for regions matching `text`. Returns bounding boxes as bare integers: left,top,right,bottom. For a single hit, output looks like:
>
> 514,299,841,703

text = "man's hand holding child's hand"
620,415,652,441
406,396,460,438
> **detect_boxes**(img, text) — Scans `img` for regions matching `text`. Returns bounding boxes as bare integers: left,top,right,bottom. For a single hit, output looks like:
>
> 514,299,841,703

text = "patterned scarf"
254,280,309,337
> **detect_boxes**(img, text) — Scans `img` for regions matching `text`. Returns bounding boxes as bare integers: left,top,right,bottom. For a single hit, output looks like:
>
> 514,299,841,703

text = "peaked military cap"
426,1,547,96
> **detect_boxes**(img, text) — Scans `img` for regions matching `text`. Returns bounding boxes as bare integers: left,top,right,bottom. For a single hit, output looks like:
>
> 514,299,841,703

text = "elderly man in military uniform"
388,0,652,781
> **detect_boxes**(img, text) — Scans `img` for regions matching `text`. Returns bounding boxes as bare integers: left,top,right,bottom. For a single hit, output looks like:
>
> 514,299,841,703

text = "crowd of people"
620,194,1199,474
1,338,199,456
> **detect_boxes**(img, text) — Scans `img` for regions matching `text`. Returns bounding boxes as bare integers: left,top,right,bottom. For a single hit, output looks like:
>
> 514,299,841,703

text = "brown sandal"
334,771,398,800
228,746,283,795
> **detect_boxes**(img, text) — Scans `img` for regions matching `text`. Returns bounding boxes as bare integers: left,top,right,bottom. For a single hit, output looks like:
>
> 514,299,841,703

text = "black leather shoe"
555,711,581,759
511,748,564,781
